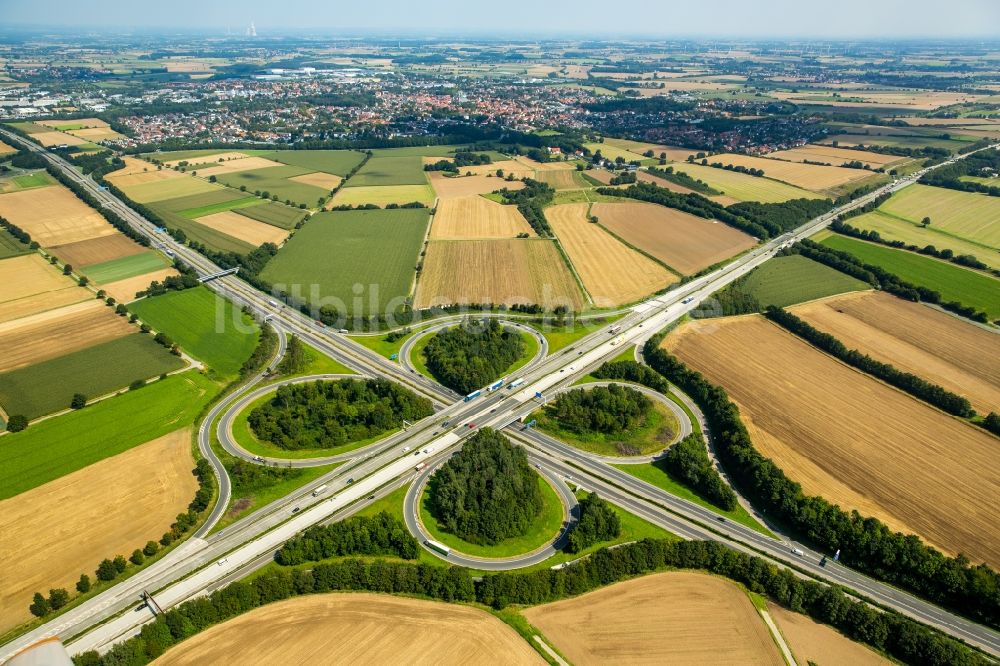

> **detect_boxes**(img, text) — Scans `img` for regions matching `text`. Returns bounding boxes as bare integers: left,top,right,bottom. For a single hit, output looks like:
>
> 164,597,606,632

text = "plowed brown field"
49,234,146,267
416,239,584,310
664,316,1000,566
768,602,890,666
524,572,782,666
194,211,289,247
0,429,196,634
430,196,533,239
0,184,115,246
152,593,543,666
791,291,1000,414
593,201,755,274
0,300,133,373
546,203,676,306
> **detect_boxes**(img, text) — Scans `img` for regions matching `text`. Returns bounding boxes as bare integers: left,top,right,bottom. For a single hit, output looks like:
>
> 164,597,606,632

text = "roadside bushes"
239,322,277,379
276,512,418,566
660,433,737,510
566,493,620,553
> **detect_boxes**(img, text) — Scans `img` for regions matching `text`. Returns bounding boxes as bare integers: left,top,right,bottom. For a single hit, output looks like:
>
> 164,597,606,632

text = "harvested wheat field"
767,602,890,666
102,267,180,303
0,300,133,373
0,184,115,246
593,202,755,274
524,572,782,666
636,170,741,206
164,151,249,167
416,239,584,310
0,139,16,156
767,144,909,170
288,171,342,190
38,117,108,129
791,291,1000,414
117,176,222,204
0,429,196,634
153,593,543,666
31,131,86,147
108,156,167,177
546,203,676,306
535,169,581,190
664,316,1000,566
465,160,534,179
66,126,124,142
431,196,533,239
49,233,146,268
428,171,519,199
194,211,289,247
0,254,82,304
107,167,187,189
195,156,287,178
708,153,874,191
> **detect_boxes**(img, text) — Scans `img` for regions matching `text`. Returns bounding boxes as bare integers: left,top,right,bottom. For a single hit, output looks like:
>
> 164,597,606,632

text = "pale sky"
3,0,1000,38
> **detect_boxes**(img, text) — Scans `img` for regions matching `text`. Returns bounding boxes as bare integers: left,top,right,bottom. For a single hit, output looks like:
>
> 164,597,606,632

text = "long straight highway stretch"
1,128,997,660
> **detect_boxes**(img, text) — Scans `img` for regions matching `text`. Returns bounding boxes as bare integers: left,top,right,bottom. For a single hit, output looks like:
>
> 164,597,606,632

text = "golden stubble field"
592,201,756,274
523,572,783,666
768,602,890,666
194,156,286,178
430,196,533,239
416,239,584,310
546,203,676,307
0,299,133,373
102,267,180,304
664,316,1000,566
152,593,544,666
636,170,741,206
0,184,116,246
707,153,876,191
289,171,342,190
791,291,1000,414
428,171,521,199
767,144,910,169
194,211,289,247
0,429,196,634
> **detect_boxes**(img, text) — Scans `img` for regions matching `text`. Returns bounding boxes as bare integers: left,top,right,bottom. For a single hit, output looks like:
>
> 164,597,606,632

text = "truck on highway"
681,297,695,305
610,335,625,346
425,539,451,556
464,389,482,402
415,462,427,471
609,324,622,334
507,378,525,390
791,547,804,557
486,378,505,392
267,299,278,307
312,484,328,497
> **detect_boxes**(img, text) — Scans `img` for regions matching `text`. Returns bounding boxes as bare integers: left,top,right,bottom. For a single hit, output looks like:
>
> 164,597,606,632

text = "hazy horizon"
4,0,1000,39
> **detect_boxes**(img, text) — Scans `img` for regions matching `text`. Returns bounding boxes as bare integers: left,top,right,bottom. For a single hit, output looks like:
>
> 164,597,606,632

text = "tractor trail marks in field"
0,183,116,246
665,316,1000,567
524,572,783,666
430,196,533,239
0,429,197,634
151,593,544,666
546,202,676,307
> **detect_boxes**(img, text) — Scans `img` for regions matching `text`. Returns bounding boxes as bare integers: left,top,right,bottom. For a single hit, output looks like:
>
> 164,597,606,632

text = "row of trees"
428,429,543,545
239,322,277,379
591,359,670,394
660,433,738,511
0,214,35,248
276,334,307,375
423,318,524,394
75,539,989,666
247,378,433,451
920,147,1000,197
645,165,721,194
642,336,1000,630
544,384,652,436
423,151,493,172
496,178,555,237
565,493,620,553
276,512,419,566
765,306,975,417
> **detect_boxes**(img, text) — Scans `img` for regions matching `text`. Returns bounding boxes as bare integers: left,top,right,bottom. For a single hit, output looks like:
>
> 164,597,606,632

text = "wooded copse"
423,319,525,395
544,384,652,437
661,433,738,511
565,493,621,553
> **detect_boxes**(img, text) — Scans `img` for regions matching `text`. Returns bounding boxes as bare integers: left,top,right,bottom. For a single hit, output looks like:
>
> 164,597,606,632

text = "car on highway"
467,423,476,428
402,446,411,453
346,478,354,485
291,507,300,514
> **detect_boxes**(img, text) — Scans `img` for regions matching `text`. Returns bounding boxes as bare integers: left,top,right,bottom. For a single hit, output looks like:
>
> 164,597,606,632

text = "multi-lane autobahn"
1,128,996,660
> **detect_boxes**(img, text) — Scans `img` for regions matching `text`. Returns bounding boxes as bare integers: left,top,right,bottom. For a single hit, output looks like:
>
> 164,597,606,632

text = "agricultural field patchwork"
427,171,518,199
699,152,880,192
191,156,287,178
415,239,584,310
233,201,306,229
0,182,116,246
48,233,147,268
430,195,533,238
546,202,677,307
730,254,869,308
662,162,823,203
0,227,32,258
215,165,330,207
345,155,428,186
82,251,172,284
260,209,430,316
194,211,289,247
877,183,1000,249
263,149,366,176
766,144,911,170
0,429,196,634
591,201,756,274
101,267,180,304
665,316,1000,567
116,174,225,204
329,183,436,207
0,254,91,323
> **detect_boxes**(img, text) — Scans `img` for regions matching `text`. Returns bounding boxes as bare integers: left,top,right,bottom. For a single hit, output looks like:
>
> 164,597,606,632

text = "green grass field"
0,371,218,498
847,210,1000,270
878,184,1000,248
526,315,625,354
215,166,329,208
12,171,54,189
736,254,869,308
263,150,366,176
819,234,1000,318
419,473,566,558
6,121,46,134
260,209,430,316
668,162,822,203
0,334,186,420
534,399,678,457
0,228,32,259
235,202,307,230
82,250,170,282
120,176,223,204
368,145,507,159
129,286,260,377
177,196,265,219
153,188,250,213
345,156,428,186
820,133,970,152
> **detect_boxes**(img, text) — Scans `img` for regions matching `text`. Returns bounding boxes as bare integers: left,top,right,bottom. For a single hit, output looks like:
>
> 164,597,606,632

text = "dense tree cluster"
765,306,974,417
226,458,301,493
428,428,543,545
247,379,433,450
423,319,524,394
545,384,652,436
496,178,555,237
0,214,35,248
75,539,989,666
591,359,670,394
239,323,277,379
9,149,47,170
565,493,621,553
423,151,492,172
661,433,737,510
700,277,762,316
135,262,201,298
276,334,307,375
643,337,1000,630
920,148,1000,197
276,512,418,565
608,171,636,185
646,165,721,194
